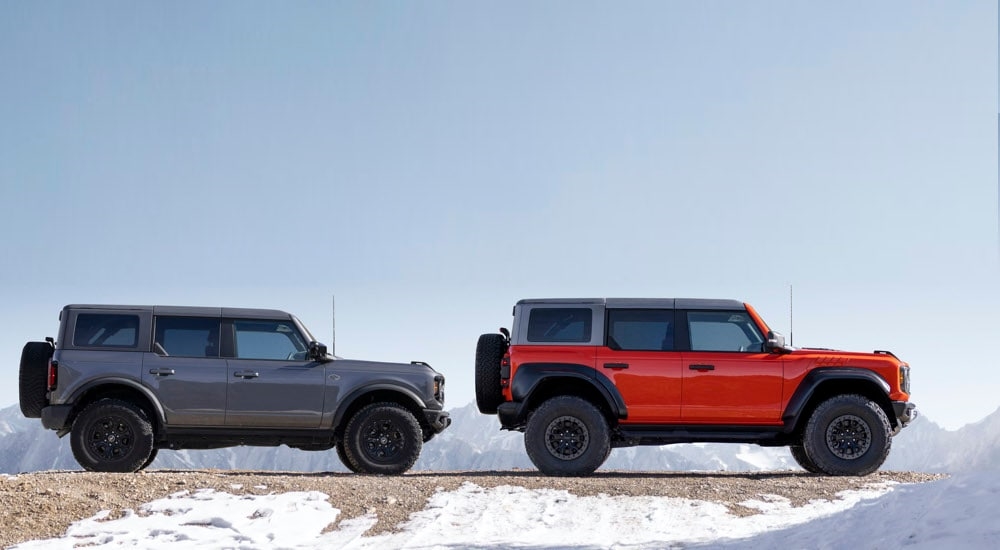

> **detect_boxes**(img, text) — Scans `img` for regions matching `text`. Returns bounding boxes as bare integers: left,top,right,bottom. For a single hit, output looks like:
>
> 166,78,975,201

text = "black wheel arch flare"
510,363,628,420
782,368,896,432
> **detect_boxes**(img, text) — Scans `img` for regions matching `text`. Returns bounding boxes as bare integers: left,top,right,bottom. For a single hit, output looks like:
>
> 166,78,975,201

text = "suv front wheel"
342,403,423,475
802,394,892,476
525,396,611,476
70,399,155,473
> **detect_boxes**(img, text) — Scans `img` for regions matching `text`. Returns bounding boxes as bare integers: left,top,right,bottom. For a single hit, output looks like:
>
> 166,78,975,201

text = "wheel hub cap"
826,414,872,460
544,415,589,460
87,416,134,461
363,420,404,462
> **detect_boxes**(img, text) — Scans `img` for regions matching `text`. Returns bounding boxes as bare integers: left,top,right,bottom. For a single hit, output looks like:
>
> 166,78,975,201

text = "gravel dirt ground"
0,470,943,548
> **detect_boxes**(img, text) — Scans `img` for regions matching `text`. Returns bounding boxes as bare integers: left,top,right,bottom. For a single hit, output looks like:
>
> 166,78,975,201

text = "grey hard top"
515,298,745,310
63,304,293,319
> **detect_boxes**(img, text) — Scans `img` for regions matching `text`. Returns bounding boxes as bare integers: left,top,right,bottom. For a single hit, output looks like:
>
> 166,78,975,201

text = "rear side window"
527,308,592,343
73,314,139,348
154,316,221,358
608,309,674,351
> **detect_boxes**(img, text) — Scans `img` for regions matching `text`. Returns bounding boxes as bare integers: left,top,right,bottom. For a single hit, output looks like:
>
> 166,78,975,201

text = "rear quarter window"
73,313,140,348
526,308,593,343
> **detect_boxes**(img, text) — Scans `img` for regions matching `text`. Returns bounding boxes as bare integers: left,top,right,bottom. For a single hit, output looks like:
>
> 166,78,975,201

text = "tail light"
47,359,58,391
500,353,511,385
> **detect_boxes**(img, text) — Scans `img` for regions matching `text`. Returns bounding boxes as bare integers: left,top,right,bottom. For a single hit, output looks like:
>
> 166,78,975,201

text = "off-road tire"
70,399,155,473
802,394,892,476
19,342,54,419
140,448,159,471
525,396,611,477
475,333,507,414
789,445,822,474
342,403,422,475
336,439,362,473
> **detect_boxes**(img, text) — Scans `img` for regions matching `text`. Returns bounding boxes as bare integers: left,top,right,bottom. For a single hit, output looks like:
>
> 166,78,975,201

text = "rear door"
596,308,682,423
679,309,784,424
143,315,227,426
223,318,326,428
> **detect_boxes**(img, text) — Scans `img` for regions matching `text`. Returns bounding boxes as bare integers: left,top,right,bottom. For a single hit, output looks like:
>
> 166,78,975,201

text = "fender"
332,382,429,428
782,368,891,429
70,377,168,426
511,363,628,419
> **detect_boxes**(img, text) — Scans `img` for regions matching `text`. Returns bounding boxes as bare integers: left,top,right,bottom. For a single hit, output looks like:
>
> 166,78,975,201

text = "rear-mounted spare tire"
19,341,53,419
475,333,507,414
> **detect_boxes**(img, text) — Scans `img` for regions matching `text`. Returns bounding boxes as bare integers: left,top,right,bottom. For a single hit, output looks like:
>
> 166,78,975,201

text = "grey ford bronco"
18,304,450,474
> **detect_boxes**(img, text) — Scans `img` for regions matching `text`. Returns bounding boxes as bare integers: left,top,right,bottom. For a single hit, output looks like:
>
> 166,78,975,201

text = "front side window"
73,314,139,348
607,309,675,351
154,316,220,357
233,320,308,360
687,311,765,352
526,308,592,343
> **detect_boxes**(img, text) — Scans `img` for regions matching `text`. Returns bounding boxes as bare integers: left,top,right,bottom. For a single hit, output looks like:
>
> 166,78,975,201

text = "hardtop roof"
63,304,293,319
514,298,746,310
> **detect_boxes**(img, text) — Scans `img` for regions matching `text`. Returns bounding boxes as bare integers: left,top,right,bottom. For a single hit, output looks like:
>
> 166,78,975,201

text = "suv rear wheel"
802,394,892,476
342,403,422,475
70,399,155,473
525,396,610,476
475,333,506,414
19,341,54,419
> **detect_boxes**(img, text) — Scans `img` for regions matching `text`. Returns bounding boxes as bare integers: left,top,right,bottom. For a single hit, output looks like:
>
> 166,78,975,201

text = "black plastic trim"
615,424,789,447
781,368,892,430
502,362,628,427
40,404,73,431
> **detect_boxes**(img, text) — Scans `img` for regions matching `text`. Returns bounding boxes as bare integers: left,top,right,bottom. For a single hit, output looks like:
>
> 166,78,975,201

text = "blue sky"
1,2,996,430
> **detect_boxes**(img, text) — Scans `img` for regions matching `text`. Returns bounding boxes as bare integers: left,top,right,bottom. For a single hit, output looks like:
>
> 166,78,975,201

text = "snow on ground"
13,473,999,549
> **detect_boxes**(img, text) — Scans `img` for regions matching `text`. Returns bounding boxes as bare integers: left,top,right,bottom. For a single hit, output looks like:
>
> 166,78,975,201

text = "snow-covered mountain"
1,401,997,474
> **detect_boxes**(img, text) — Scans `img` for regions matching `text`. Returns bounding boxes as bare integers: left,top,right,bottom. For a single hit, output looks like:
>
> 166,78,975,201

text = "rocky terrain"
0,469,942,548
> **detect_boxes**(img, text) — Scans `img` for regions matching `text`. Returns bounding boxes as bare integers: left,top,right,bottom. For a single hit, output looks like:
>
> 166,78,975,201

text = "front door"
679,309,784,424
224,319,326,428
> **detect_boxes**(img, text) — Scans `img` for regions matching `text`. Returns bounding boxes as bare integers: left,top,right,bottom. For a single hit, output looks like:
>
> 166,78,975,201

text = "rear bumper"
497,401,527,429
423,408,451,434
40,405,72,431
892,401,918,433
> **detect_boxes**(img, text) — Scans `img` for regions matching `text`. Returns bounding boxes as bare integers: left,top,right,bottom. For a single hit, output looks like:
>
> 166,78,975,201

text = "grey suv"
18,304,450,474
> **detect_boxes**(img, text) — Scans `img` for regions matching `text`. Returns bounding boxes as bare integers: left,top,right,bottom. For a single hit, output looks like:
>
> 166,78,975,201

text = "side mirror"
766,331,787,352
308,341,329,361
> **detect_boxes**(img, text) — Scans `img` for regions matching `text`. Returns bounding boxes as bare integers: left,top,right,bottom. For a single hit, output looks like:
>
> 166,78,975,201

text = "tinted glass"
73,314,139,348
608,309,674,351
526,308,592,343
154,316,220,357
687,311,764,352
233,320,308,360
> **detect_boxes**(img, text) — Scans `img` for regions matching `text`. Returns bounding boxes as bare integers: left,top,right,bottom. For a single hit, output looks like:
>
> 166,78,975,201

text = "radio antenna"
789,284,794,347
331,295,336,357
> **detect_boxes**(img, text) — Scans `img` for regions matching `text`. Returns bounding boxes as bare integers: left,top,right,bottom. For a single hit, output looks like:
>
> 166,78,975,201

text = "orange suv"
475,298,916,476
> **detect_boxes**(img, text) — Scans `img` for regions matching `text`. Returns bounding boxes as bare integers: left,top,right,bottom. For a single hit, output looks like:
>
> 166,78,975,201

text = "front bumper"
423,408,451,434
892,401,918,433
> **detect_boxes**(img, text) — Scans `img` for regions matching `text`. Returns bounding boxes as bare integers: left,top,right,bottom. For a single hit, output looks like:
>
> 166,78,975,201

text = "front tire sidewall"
70,400,154,473
802,394,891,476
343,403,422,475
525,396,610,477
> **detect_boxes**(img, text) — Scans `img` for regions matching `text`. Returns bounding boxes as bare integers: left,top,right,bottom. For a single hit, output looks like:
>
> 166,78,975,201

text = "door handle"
603,363,629,369
148,368,175,377
689,364,715,371
234,370,259,379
